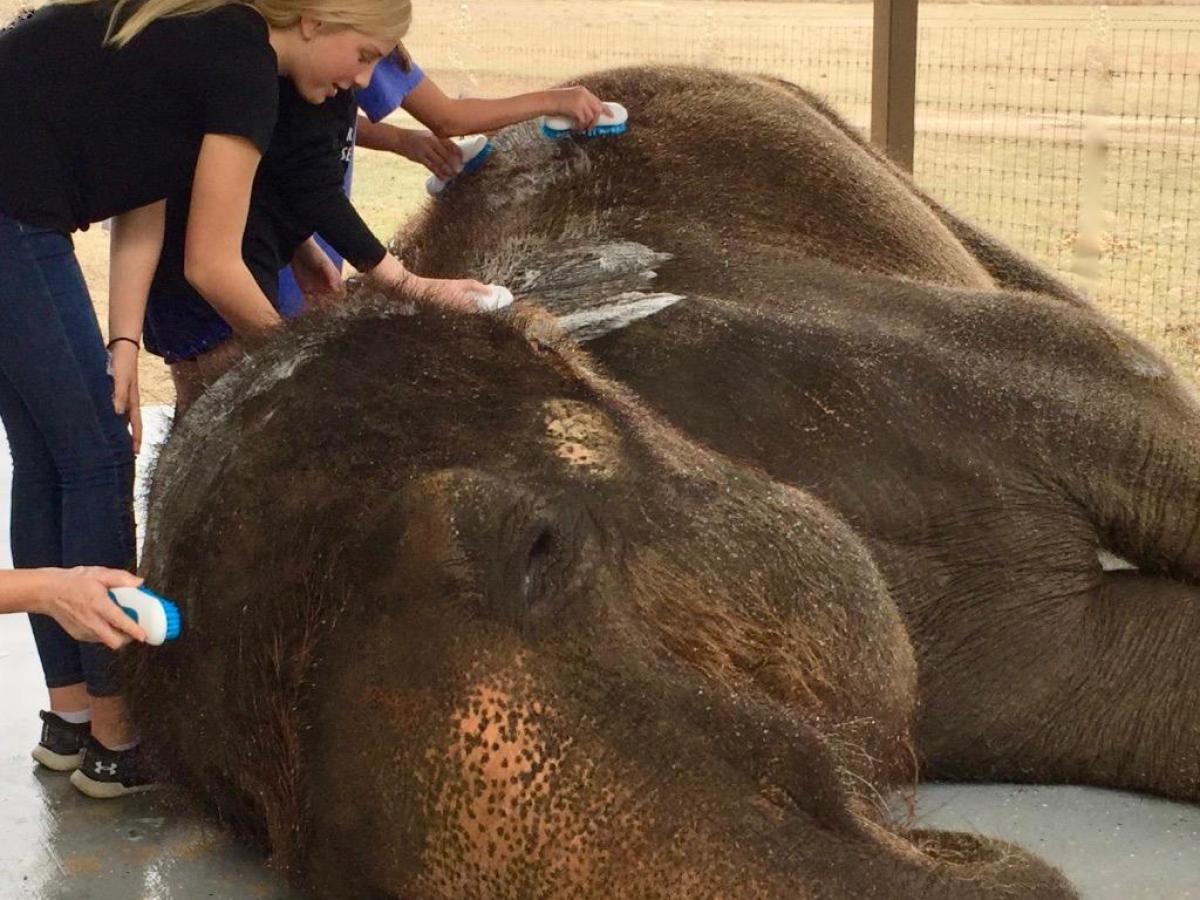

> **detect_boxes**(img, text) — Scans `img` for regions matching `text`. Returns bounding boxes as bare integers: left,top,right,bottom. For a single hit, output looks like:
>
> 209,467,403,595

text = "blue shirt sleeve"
356,56,425,123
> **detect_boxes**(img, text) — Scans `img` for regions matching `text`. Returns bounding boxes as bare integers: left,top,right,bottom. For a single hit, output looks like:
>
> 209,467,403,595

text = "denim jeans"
0,213,136,696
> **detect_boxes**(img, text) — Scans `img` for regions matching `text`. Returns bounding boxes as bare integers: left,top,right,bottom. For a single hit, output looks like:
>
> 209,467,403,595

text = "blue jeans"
0,213,136,697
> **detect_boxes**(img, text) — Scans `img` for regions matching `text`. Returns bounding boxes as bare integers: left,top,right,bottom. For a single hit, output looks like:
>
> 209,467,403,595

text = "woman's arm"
400,79,605,138
286,177,488,311
364,253,484,312
355,116,461,181
354,115,409,153
107,199,165,452
0,568,147,649
108,200,164,344
183,133,283,340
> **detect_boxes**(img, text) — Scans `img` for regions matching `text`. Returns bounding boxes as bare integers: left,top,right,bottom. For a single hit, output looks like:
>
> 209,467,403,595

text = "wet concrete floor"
1,408,1197,898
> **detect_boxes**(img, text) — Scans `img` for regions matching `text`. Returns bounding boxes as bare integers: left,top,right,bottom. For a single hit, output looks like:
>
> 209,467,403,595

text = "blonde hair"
55,0,410,48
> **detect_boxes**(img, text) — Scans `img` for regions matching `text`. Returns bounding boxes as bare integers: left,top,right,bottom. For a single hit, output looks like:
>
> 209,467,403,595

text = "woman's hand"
547,86,607,130
109,340,142,454
106,198,161,456
368,254,492,313
33,567,148,650
393,129,463,181
291,237,345,302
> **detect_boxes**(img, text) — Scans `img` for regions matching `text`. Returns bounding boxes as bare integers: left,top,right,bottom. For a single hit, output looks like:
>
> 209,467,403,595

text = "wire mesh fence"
914,14,1199,382
410,1,1198,383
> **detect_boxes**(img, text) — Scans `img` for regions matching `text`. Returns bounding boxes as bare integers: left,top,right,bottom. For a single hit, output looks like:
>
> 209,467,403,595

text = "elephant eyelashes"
518,507,603,625
522,525,558,612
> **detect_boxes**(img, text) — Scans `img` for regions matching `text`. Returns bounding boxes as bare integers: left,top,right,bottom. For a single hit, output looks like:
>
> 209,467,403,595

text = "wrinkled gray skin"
128,65,1200,898
400,65,1200,803
131,300,1073,898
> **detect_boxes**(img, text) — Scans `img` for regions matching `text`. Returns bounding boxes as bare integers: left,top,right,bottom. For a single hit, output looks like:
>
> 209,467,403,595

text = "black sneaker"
31,710,90,772
69,737,159,798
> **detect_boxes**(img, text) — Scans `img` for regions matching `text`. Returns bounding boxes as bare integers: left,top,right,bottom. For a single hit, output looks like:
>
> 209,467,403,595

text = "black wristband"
106,337,140,351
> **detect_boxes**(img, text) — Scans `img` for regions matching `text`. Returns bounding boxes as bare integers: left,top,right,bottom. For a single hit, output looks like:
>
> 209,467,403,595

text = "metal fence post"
871,0,919,171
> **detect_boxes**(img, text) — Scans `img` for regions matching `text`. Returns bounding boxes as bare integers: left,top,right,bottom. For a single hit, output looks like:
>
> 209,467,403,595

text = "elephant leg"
917,572,1200,801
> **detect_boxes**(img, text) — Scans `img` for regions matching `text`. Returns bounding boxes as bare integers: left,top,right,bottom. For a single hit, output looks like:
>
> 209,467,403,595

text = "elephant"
125,65,1198,897
129,294,1073,898
400,64,1200,802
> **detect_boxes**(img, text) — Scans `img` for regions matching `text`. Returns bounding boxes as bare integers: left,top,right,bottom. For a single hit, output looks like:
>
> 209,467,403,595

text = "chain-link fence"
408,1,1198,383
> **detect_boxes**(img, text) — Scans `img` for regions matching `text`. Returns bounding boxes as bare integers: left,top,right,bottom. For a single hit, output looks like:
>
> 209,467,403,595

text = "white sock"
53,708,91,725
105,739,139,753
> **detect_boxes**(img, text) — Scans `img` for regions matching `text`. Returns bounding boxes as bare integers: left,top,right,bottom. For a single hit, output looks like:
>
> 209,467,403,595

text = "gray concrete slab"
1,409,1197,898
914,784,1200,898
0,612,300,900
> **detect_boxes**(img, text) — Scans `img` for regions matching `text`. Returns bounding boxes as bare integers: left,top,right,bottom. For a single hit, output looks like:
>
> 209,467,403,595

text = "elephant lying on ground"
132,297,1072,898
401,65,1200,802
127,66,1197,896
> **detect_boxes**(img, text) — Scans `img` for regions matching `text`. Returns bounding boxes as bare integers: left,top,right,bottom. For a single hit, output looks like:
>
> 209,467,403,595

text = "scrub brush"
541,102,628,140
426,134,494,196
109,586,181,646
474,285,513,312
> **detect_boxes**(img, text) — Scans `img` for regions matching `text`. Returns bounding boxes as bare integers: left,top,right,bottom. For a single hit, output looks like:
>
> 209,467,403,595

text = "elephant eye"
522,525,557,610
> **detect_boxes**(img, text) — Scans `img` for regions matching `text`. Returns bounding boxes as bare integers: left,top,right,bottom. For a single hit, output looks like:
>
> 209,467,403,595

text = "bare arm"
0,568,147,649
355,115,407,152
183,133,283,339
108,200,164,345
0,570,53,615
351,115,460,180
399,79,604,138
106,200,164,452
367,253,493,313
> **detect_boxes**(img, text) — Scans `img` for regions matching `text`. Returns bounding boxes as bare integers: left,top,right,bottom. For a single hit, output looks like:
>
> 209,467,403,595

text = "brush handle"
542,101,628,134
474,285,513,312
109,586,182,646
426,135,492,196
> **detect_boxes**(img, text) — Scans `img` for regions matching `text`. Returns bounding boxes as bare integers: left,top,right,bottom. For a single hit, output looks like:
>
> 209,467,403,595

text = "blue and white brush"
426,134,494,196
541,102,628,140
474,285,513,312
109,586,182,646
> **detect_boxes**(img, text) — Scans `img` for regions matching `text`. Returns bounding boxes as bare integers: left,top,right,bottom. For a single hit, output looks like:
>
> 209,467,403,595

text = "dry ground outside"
9,1,1196,403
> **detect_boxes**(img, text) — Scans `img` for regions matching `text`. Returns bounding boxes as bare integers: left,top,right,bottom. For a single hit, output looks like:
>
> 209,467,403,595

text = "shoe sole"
31,745,83,772
69,768,159,799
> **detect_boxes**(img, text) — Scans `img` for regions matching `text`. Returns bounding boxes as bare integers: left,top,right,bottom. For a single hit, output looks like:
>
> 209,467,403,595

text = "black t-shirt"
0,3,278,232
157,78,386,283
144,80,386,361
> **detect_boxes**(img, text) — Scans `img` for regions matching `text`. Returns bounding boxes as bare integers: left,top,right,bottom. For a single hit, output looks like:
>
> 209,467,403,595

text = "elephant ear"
512,239,685,340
